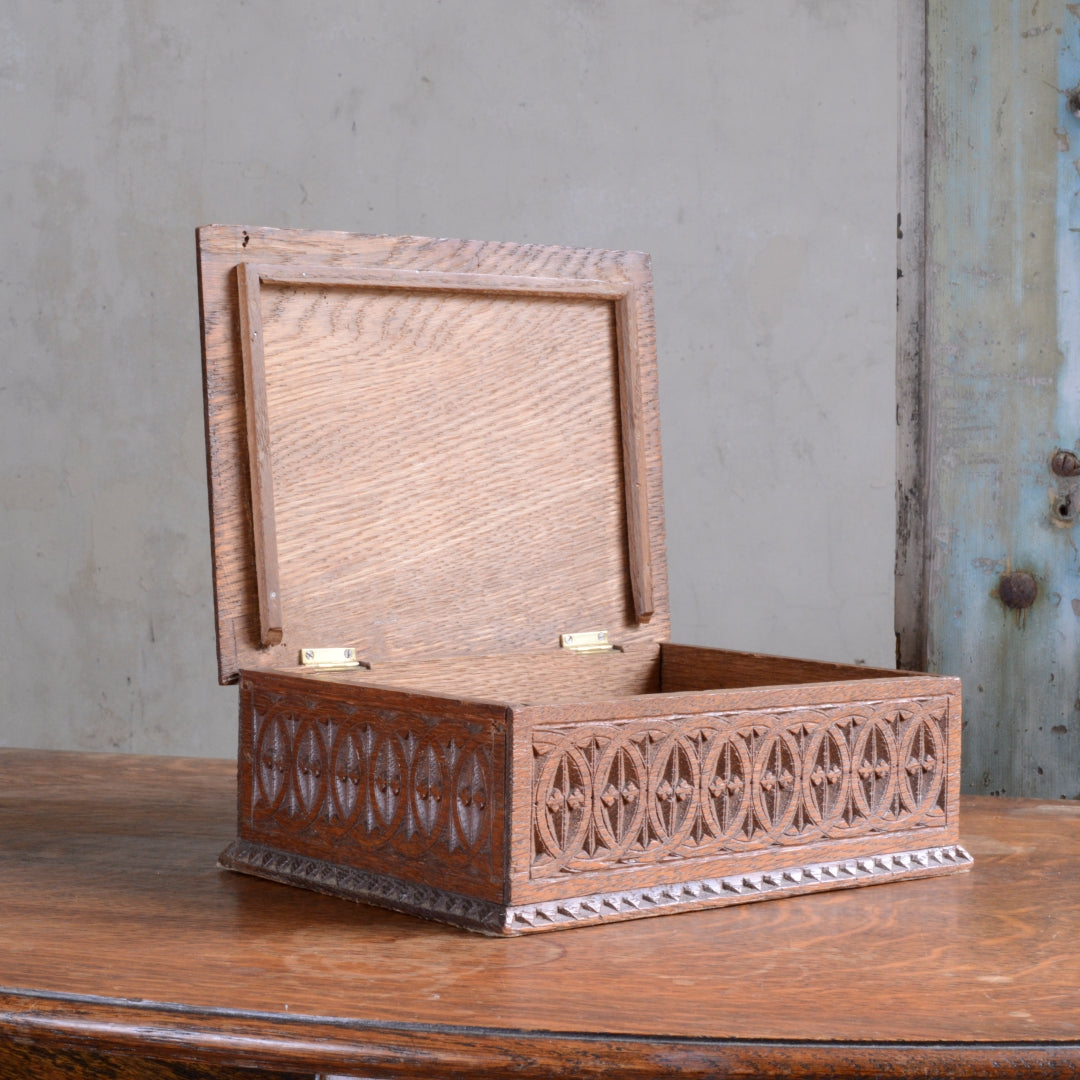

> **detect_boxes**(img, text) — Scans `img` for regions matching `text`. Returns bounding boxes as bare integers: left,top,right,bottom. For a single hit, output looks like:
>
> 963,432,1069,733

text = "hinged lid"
197,226,669,683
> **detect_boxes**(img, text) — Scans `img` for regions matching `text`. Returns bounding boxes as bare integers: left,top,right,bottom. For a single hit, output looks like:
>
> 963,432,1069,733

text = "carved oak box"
196,224,971,935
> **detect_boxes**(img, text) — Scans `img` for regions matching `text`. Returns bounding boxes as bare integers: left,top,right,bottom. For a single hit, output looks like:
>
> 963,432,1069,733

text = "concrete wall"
1,1,899,757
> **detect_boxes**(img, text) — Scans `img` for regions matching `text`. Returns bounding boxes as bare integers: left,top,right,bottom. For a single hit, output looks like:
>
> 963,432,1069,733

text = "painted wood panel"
926,1,1080,797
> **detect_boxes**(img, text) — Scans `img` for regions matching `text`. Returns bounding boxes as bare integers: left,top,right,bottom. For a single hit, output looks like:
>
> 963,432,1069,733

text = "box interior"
283,644,904,706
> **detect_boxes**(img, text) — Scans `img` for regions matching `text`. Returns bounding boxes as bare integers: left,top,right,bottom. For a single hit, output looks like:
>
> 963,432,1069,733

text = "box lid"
197,225,669,684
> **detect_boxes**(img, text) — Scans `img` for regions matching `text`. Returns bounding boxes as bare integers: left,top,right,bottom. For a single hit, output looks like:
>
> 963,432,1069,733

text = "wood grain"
659,642,915,691
0,750,1077,1077
0,1038,308,1080
234,257,653,632
251,261,632,299
285,645,663,703
614,287,653,619
231,650,964,928
197,225,669,684
235,261,282,647
233,668,510,903
229,641,966,932
506,669,963,906
201,225,967,938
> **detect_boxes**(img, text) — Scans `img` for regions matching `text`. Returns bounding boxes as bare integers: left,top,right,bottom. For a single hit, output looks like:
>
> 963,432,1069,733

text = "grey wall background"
1,1,898,758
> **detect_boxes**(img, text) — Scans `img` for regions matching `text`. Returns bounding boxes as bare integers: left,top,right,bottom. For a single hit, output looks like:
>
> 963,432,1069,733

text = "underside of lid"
197,226,669,684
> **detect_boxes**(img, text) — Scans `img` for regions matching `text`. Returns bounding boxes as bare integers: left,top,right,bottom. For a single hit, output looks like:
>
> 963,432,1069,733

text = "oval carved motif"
899,714,945,818
752,730,801,839
330,725,367,826
801,721,854,831
535,745,592,863
453,747,491,852
647,734,700,847
412,739,448,839
850,714,899,825
254,710,290,813
701,728,753,843
292,720,326,822
371,736,406,832
593,741,647,857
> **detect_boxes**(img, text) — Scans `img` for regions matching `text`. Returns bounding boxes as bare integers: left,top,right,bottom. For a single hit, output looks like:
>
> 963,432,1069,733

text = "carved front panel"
531,698,951,879
243,686,500,889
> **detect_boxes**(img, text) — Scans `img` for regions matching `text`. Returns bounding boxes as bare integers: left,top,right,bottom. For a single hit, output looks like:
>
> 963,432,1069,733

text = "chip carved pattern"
220,838,972,936
531,698,951,878
248,691,494,870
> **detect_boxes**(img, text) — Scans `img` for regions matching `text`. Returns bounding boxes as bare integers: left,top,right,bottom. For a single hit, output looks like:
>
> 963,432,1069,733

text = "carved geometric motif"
531,698,950,878
249,691,494,869
220,837,973,936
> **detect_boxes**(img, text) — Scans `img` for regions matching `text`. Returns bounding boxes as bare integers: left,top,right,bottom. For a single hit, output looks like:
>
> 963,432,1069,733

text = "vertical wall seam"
896,0,930,671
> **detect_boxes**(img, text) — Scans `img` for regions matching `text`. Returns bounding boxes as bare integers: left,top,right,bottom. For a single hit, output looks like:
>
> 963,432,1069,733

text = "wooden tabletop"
1,749,1078,1078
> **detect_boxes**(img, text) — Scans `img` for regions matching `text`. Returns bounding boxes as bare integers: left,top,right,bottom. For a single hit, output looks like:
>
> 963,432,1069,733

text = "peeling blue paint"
927,1,1080,799
1057,10,1080,440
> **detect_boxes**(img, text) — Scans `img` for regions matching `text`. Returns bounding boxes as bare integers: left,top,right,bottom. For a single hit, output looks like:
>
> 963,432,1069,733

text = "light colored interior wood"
258,281,634,664
282,645,912,707
659,643,904,693
198,227,670,684
291,646,663,705
236,262,284,645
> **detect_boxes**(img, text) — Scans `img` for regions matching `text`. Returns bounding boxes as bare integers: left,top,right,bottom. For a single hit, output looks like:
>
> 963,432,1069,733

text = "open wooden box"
197,224,971,935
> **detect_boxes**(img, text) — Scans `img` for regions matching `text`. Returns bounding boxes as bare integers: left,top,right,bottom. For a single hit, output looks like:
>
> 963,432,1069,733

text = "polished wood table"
1,749,1078,1078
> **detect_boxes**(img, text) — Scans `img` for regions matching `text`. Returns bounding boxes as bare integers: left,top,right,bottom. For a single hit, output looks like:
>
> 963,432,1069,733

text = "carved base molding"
219,840,507,934
220,839,973,936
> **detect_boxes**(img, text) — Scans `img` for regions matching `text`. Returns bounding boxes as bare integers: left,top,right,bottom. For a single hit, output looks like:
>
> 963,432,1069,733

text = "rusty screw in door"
998,571,1037,611
1051,449,1080,477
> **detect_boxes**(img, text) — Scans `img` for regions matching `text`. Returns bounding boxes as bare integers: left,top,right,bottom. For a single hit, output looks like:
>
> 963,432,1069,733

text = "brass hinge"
560,630,614,654
299,647,368,670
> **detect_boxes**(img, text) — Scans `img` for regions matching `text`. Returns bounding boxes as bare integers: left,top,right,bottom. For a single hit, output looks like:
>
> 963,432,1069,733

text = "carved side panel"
531,698,951,879
239,683,503,897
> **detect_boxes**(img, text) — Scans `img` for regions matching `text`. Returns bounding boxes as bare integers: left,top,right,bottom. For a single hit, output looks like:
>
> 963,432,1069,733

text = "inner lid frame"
197,226,670,684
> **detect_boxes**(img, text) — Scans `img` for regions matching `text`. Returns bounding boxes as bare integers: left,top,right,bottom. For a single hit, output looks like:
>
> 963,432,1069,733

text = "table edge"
2,988,1078,1079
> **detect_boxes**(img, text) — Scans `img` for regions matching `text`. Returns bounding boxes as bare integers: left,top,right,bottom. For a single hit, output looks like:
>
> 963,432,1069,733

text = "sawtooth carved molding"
531,698,951,878
219,839,508,934
509,843,973,932
218,837,973,936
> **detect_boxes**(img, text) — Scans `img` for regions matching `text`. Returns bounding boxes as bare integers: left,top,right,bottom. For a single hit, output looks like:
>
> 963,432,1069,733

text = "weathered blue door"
924,1,1080,797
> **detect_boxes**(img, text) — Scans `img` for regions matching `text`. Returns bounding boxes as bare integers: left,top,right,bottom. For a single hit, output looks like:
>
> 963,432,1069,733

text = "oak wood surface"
0,1038,309,1080
659,642,913,690
283,638,663,703
506,675,963,907
235,670,510,903
197,226,669,684
199,227,968,944
0,749,1077,1078
235,260,283,647
286,646,952,713
274,642,928,706
235,258,653,645
239,657,965,917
